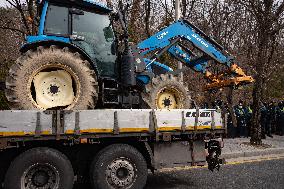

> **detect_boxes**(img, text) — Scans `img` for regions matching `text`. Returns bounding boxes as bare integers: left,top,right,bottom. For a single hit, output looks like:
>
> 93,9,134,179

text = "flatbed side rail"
0,109,225,149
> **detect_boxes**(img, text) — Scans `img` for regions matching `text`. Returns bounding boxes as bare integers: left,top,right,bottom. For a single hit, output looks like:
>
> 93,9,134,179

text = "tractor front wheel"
142,74,191,109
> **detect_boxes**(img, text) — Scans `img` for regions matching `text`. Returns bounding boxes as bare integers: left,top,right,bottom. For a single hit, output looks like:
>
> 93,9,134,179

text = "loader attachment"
204,64,254,90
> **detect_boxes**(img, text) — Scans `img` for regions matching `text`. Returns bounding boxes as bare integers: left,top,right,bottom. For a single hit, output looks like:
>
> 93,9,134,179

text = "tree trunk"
145,0,151,37
226,87,237,128
181,0,187,17
250,29,269,145
250,74,264,145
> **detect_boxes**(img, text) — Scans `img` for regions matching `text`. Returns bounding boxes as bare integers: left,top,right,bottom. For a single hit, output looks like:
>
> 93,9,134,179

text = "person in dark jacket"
260,102,267,139
202,102,209,109
275,102,282,135
234,100,247,137
278,101,284,136
270,101,277,134
244,103,253,137
266,102,274,138
225,104,236,138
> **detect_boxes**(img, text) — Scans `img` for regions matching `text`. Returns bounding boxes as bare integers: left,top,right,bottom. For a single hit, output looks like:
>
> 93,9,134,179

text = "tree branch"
0,26,26,34
5,0,31,34
275,2,284,18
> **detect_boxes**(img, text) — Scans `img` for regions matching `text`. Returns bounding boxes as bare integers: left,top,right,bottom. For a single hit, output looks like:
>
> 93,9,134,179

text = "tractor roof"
38,0,112,12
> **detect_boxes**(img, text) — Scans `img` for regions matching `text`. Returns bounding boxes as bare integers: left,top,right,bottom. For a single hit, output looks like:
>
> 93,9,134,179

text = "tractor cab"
29,0,117,77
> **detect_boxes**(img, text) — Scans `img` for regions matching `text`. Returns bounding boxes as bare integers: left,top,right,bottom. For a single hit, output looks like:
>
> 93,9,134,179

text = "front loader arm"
136,20,254,90
138,20,232,66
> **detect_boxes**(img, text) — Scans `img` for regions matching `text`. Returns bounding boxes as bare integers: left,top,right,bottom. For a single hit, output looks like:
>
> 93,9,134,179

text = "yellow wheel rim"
33,70,75,109
156,88,180,109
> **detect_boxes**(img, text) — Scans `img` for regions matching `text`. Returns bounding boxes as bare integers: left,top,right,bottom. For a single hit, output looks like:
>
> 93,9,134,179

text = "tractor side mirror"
103,27,114,42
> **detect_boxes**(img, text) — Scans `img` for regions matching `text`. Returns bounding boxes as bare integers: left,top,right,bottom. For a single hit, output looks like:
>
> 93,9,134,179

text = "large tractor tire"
5,45,98,110
142,74,191,109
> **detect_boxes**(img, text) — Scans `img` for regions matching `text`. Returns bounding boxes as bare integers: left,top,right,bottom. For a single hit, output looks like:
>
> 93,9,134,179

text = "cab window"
44,5,69,35
72,12,117,77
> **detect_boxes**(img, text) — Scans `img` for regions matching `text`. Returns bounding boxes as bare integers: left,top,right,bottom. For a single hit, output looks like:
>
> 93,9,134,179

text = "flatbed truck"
0,109,225,189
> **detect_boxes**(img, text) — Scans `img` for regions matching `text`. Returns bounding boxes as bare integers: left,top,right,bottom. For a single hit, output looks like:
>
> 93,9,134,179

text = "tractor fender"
20,40,99,76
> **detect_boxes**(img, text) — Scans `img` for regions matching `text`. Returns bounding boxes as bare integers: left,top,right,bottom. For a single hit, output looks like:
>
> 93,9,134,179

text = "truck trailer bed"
0,109,224,138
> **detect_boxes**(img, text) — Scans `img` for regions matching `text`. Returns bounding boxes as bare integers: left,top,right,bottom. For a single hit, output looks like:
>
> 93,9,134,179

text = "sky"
0,1,9,7
0,0,108,7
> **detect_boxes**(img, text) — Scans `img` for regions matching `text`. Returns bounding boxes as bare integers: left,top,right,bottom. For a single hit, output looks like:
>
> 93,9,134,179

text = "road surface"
74,157,284,189
146,157,284,189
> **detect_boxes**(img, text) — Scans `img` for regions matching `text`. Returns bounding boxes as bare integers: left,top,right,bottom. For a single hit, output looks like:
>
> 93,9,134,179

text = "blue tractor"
5,0,253,110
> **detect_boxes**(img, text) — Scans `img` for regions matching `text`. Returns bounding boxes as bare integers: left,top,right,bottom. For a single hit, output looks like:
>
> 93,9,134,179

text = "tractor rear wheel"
5,45,98,110
142,74,191,109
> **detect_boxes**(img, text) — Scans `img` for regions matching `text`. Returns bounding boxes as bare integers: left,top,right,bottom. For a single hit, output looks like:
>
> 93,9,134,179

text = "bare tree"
1,0,38,35
236,0,284,145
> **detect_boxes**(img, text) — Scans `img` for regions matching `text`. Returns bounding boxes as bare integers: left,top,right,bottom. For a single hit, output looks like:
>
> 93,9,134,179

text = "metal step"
102,86,120,105
103,93,120,105
101,78,120,105
104,88,119,91
103,101,120,105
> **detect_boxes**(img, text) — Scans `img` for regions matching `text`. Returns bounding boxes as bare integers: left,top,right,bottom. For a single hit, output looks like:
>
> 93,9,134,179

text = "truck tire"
90,144,147,189
142,74,191,109
5,45,98,110
4,147,74,189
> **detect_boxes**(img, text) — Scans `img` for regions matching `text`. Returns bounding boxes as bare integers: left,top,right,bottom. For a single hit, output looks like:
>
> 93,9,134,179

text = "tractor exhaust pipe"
118,1,136,87
121,50,136,87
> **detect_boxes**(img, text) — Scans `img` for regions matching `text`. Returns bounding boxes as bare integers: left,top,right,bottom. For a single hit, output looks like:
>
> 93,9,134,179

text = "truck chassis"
0,109,225,189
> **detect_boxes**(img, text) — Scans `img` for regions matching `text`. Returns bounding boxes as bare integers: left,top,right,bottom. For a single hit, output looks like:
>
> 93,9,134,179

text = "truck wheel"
4,147,74,189
90,144,147,189
5,45,98,110
142,74,191,109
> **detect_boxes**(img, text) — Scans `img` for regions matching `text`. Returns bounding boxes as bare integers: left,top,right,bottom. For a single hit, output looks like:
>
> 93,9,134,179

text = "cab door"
70,10,117,78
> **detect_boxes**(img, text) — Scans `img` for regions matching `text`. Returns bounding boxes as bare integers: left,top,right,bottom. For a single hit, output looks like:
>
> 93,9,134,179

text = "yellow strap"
248,107,252,113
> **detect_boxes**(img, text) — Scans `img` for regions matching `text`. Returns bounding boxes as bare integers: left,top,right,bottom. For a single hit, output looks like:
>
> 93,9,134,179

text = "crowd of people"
200,100,284,138
228,100,284,138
